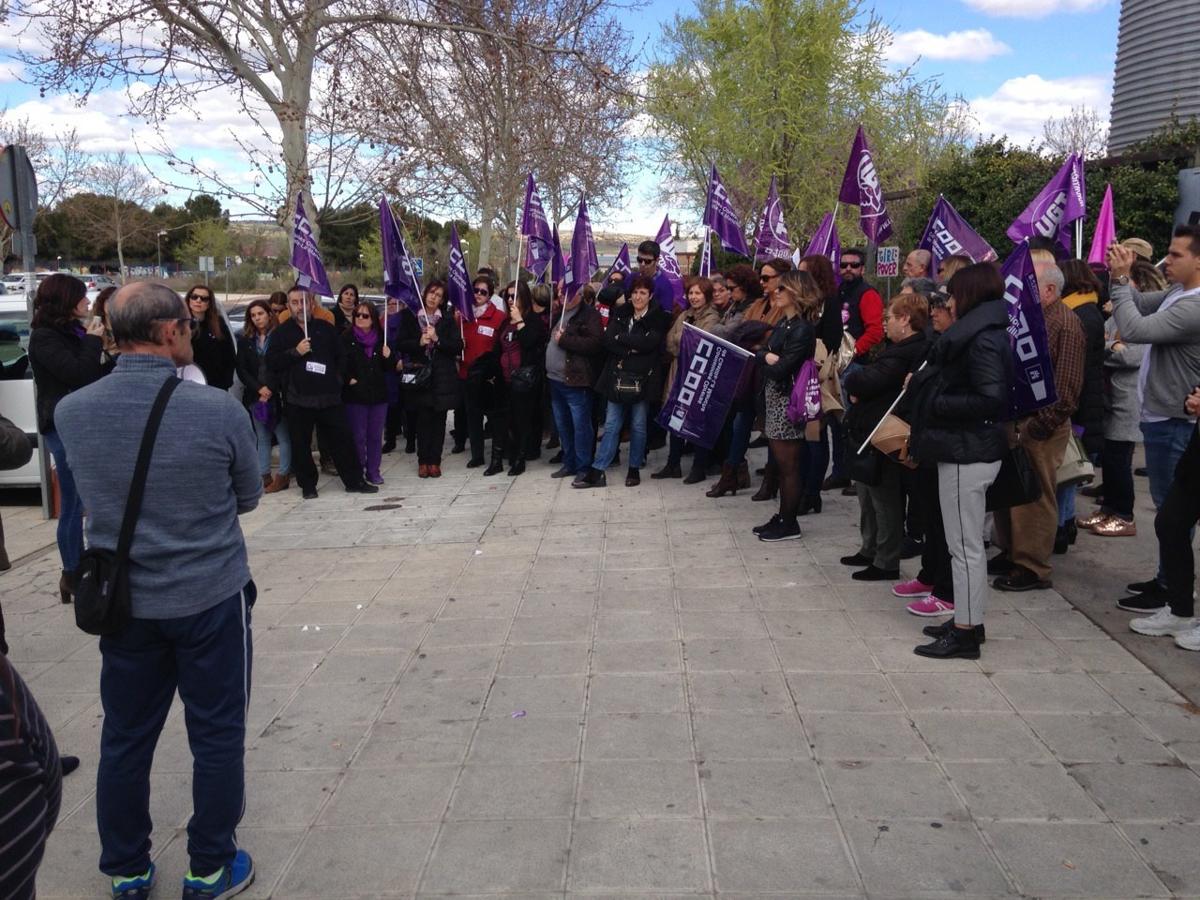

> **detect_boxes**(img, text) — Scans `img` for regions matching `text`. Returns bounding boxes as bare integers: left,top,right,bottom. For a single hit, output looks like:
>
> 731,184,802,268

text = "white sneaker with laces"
1174,624,1200,652
1129,607,1198,637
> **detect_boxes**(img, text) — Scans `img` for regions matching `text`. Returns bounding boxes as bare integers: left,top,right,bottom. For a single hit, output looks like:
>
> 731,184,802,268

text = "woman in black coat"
235,298,293,492
27,274,107,601
577,274,671,488
491,280,547,477
395,281,464,477
842,294,930,579
186,284,236,389
905,264,1012,660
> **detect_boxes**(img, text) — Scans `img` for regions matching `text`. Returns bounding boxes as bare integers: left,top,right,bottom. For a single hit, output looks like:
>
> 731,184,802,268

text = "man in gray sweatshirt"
56,282,261,900
1107,225,1200,615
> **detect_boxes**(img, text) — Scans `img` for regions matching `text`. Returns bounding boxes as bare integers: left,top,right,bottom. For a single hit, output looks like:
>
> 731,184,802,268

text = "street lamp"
157,230,167,279
56,255,62,271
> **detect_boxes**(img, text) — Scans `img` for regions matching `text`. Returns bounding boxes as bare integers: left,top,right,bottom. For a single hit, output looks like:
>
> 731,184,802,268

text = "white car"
0,299,38,487
2,272,51,295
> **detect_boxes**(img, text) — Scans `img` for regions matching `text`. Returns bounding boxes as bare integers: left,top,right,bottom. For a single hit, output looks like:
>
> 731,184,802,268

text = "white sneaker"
1174,625,1200,651
1129,607,1198,637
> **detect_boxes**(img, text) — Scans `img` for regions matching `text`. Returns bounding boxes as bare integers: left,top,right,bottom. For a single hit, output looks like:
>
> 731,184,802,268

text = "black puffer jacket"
28,325,106,434
844,332,929,448
342,329,396,406
395,307,464,412
906,298,1011,464
191,317,237,389
756,313,816,384
594,302,672,402
1065,294,1106,456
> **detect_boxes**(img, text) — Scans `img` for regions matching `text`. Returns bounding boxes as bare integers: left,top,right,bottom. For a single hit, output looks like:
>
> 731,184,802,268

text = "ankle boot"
706,464,738,498
798,494,822,515
682,464,706,485
736,460,751,490
751,461,779,502
507,458,526,476
265,474,290,493
484,449,505,476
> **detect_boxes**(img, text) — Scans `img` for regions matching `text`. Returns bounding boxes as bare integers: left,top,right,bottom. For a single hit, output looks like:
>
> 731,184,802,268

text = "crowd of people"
2,221,1200,898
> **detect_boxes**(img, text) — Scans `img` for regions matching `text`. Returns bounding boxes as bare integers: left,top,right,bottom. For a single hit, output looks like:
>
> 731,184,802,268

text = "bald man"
903,248,932,279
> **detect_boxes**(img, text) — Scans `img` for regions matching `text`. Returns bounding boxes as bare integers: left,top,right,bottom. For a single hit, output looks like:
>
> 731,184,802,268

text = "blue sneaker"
111,863,155,898
181,850,254,899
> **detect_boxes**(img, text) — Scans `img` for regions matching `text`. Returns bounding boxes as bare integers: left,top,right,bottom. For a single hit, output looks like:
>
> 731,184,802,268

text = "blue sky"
0,0,1120,237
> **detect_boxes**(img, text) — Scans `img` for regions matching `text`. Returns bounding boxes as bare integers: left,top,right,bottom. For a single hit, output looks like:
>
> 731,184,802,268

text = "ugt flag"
702,164,749,257
754,175,790,263
447,224,474,322
838,126,893,243
655,215,685,310
1006,153,1086,252
917,195,997,276
657,323,754,449
521,174,554,278
1001,242,1058,418
379,197,422,315
291,192,332,297
604,242,633,290
568,197,598,300
1087,184,1116,267
803,211,841,278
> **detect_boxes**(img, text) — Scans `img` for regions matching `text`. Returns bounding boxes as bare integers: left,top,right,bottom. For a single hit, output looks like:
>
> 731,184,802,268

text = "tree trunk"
277,29,317,243
477,214,494,273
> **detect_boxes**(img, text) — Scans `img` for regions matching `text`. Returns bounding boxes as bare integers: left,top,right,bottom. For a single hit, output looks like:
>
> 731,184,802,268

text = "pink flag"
1087,184,1116,267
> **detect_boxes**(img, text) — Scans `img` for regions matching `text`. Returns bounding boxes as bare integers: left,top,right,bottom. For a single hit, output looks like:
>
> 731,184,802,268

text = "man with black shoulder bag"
56,282,262,900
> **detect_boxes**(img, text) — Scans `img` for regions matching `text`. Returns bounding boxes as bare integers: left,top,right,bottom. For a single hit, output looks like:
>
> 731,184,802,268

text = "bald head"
109,281,194,365
903,249,932,278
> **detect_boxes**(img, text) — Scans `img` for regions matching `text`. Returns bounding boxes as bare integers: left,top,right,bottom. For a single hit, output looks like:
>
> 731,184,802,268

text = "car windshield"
0,311,31,366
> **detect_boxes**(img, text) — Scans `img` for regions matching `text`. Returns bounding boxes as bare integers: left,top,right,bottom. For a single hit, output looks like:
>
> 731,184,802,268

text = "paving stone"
578,760,700,818
449,762,577,819
320,766,458,824
700,759,830,818
991,672,1125,713
278,824,435,896
588,673,687,713
787,673,900,713
584,713,694,761
944,761,1105,820
910,712,1054,762
469,715,582,763
823,759,968,821
424,820,569,893
1120,823,1200,895
1068,761,1200,821
1024,713,1175,763
591,640,683,673
843,819,1010,895
568,820,709,892
709,820,857,893
888,672,1011,712
804,713,930,761
691,712,807,761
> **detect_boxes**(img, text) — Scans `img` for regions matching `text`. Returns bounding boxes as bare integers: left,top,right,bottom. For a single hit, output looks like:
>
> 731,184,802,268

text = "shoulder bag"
986,429,1042,512
73,376,181,636
610,359,646,403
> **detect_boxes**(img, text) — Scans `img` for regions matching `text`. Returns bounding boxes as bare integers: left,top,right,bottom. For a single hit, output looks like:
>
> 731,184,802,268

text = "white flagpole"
857,362,926,456
702,225,711,277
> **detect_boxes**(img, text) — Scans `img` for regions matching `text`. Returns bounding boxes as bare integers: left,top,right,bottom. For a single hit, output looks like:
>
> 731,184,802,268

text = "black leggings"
1158,430,1200,618
1100,439,1135,518
771,438,803,522
914,463,954,600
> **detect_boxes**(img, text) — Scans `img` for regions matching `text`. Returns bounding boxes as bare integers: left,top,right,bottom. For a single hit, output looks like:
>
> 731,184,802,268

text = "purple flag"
380,197,422,315
568,197,597,300
917,195,997,276
447,224,474,322
1001,242,1058,417
1087,183,1116,266
290,192,332,297
551,227,567,293
803,211,842,278
702,164,750,257
521,173,554,278
655,215,685,309
604,242,633,289
838,126,893,243
1006,153,1087,251
657,323,754,449
753,175,790,263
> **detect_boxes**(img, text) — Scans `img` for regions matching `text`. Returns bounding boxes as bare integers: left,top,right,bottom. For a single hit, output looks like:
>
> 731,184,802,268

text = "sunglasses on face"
354,312,372,320
636,257,655,265
839,261,863,270
505,292,516,300
188,293,212,302
759,273,776,283
473,287,490,296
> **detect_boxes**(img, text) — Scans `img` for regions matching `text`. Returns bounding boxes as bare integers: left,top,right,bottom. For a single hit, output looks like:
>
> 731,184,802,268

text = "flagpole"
702,226,711,277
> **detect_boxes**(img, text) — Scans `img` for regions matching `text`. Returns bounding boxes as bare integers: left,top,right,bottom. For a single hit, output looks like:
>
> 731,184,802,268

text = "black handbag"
73,377,180,636
510,365,540,394
610,360,646,403
398,364,432,391
849,446,885,486
986,443,1042,511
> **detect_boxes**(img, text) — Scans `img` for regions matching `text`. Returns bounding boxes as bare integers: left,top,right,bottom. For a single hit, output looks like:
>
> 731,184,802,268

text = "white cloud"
886,29,1011,64
962,0,1109,18
0,61,25,83
967,73,1111,145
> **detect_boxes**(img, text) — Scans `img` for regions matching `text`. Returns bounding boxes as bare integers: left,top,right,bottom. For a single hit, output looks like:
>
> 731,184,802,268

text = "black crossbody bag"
73,377,181,636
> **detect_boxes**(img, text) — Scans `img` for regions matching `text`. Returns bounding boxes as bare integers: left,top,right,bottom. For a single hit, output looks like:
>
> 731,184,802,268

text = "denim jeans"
43,430,83,573
1141,418,1196,583
251,414,292,477
1056,482,1076,528
549,380,594,474
594,399,648,470
726,407,754,466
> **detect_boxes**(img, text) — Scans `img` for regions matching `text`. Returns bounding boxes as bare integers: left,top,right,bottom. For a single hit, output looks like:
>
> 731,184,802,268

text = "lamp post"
56,255,62,272
157,230,167,279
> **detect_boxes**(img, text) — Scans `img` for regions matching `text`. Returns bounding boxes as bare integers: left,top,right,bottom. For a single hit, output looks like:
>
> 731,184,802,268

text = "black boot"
682,464,707,485
484,449,505,476
751,460,778,502
651,463,682,479
706,464,738,498
507,457,526,477
382,437,397,454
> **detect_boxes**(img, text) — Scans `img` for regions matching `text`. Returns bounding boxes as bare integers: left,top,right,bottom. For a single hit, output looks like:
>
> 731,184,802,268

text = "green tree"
179,219,237,271
645,0,967,248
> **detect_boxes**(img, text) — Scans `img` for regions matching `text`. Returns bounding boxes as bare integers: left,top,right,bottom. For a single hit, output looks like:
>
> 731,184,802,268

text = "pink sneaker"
892,578,933,599
907,595,955,617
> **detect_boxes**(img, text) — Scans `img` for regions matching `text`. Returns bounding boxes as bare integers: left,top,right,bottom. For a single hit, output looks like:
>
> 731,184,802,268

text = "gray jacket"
1103,317,1147,443
56,354,261,619
1108,282,1200,420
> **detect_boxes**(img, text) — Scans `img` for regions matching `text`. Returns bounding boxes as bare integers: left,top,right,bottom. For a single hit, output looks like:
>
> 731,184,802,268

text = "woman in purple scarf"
342,301,397,485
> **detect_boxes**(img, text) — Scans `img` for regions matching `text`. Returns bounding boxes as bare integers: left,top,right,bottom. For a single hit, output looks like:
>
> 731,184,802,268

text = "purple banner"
290,192,332,297
803,211,842,280
657,323,754,449
604,242,632,289
551,227,567,294
568,197,597,300
1001,242,1057,417
1087,183,1116,266
917,195,997,276
654,215,685,309
521,173,554,278
380,197,422,315
447,224,474,322
1006,153,1087,251
702,164,750,257
838,126,893,243
754,175,790,263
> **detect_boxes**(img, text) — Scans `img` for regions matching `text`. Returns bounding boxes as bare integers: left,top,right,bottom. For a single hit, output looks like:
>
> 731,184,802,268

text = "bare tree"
0,111,87,258
1042,105,1108,159
74,153,160,279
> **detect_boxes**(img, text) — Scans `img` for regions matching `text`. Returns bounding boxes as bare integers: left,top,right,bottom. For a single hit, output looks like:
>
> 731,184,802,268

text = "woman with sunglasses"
186,284,236,389
491,280,547,476
236,299,292,492
343,301,397,485
458,274,508,470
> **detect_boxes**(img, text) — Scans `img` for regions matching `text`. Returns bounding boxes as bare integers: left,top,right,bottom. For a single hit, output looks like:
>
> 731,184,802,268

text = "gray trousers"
857,463,904,571
938,460,1001,627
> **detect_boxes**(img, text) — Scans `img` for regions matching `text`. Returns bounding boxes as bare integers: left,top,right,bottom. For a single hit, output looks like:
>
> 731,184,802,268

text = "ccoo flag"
1006,153,1087,252
568,197,597,300
1001,242,1058,418
657,323,754,449
447,224,474,322
521,173,555,278
917,195,997,276
379,197,422,315
754,175,790,263
838,126,893,243
290,191,333,298
702,164,750,257
655,215,686,310
1087,183,1116,267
